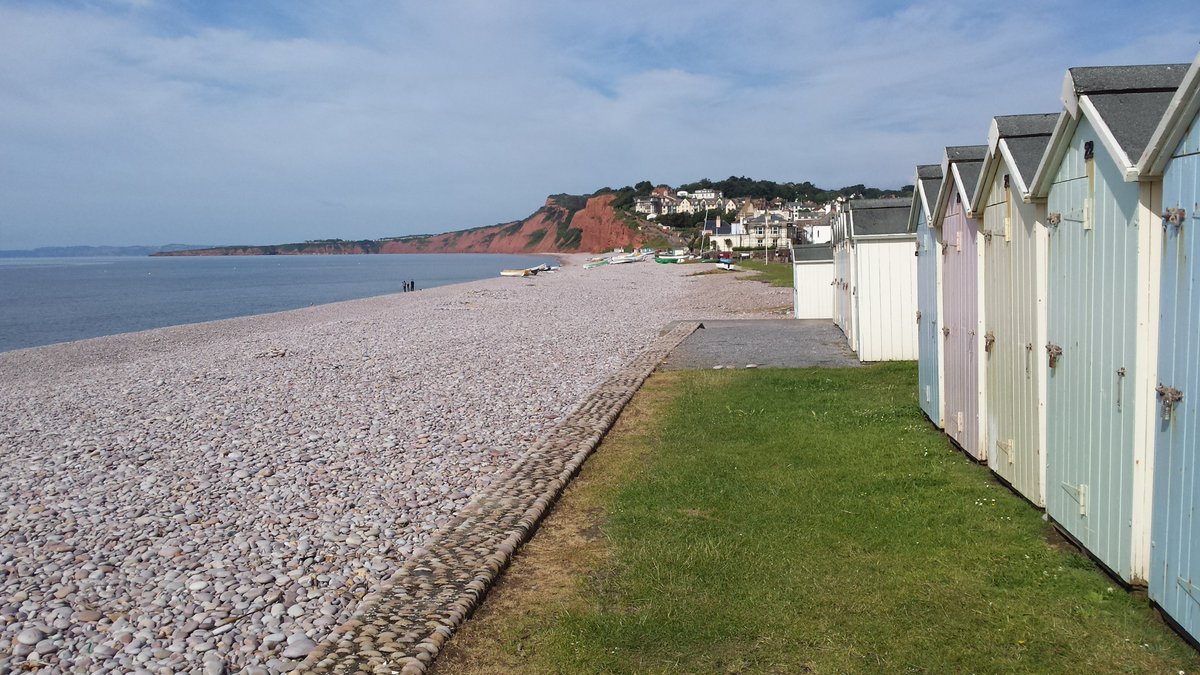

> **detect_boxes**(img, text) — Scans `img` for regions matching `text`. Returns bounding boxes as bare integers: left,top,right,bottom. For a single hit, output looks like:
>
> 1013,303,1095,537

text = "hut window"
1084,140,1095,231
1003,174,1013,242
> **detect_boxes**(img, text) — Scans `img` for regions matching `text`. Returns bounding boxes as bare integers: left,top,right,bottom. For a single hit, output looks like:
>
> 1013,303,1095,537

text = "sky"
1,1,1198,249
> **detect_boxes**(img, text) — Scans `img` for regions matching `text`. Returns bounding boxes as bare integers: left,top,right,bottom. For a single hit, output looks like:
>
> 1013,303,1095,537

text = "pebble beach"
0,256,789,673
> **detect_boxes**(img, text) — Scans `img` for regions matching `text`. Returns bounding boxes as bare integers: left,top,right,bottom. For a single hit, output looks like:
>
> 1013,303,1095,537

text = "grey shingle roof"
1087,90,1180,163
1067,64,1188,94
850,199,910,236
849,197,911,210
946,145,987,162
792,244,833,262
994,113,1059,138
917,164,942,180
1005,136,1052,185
945,145,987,204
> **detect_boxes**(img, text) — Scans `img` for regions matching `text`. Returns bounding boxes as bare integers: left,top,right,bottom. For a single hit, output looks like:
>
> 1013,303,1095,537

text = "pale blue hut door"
1151,115,1200,638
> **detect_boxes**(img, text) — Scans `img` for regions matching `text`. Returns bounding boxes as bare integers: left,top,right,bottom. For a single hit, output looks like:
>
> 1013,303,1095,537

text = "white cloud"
0,0,1198,248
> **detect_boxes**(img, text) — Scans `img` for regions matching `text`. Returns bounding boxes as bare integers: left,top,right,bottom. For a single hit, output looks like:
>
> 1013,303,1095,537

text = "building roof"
1137,53,1200,176
792,244,834,263
971,114,1057,212
908,164,943,233
1087,90,1180,164
1065,64,1189,95
849,198,911,237
931,145,986,228
1032,62,1188,193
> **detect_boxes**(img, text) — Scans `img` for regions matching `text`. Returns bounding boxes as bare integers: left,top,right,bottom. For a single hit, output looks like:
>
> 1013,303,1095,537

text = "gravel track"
0,256,789,673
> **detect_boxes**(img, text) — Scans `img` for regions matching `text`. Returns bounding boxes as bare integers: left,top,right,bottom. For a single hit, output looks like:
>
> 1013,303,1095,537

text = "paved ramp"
660,319,861,370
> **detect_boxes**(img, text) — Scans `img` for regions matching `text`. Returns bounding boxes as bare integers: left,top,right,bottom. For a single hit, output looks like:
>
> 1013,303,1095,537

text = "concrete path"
660,319,861,370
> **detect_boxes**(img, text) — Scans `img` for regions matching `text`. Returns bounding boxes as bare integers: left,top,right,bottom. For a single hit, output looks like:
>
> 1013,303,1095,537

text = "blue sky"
1,0,1197,249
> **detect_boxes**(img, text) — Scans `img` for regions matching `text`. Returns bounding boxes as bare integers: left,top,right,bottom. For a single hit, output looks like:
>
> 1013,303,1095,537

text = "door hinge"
1157,384,1184,421
1046,343,1063,368
916,310,922,324
1164,207,1187,227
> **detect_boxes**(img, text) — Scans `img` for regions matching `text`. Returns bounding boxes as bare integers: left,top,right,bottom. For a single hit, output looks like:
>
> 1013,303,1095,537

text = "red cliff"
156,193,661,257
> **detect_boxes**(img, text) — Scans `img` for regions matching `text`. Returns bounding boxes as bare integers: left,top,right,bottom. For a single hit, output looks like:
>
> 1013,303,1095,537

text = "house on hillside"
692,187,723,200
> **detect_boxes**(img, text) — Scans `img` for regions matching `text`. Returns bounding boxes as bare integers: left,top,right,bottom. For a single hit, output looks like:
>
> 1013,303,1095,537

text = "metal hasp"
1046,343,1063,368
916,310,922,324
1048,212,1062,226
942,326,951,338
1157,384,1184,422
984,331,996,353
1164,208,1187,227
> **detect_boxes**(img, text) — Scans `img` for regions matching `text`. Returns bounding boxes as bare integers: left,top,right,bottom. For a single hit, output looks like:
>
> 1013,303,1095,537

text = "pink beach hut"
930,146,988,460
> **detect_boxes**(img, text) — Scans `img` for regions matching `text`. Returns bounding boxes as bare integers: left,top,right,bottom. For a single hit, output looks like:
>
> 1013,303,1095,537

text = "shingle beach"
0,256,788,673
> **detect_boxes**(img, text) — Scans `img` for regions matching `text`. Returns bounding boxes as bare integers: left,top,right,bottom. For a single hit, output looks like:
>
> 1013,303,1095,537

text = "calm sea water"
0,254,554,353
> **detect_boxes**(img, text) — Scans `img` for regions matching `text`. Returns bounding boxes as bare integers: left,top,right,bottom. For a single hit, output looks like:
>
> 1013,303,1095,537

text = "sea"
0,253,555,353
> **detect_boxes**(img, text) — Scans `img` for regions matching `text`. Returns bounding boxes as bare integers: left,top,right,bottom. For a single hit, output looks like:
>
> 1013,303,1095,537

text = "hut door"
1150,133,1200,638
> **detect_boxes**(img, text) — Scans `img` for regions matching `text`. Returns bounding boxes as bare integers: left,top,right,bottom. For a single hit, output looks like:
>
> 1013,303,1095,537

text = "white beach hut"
833,198,918,362
792,244,834,320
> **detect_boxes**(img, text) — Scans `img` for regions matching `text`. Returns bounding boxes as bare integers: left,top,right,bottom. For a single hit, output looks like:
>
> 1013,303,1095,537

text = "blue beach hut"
1028,62,1188,584
908,164,945,428
1135,53,1200,636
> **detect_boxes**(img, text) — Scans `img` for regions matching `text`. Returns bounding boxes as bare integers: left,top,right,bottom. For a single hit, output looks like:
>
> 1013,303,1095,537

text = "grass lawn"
434,364,1200,674
737,259,793,287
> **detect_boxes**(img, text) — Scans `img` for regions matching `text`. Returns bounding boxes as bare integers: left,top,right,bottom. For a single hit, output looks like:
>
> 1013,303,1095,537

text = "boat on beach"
500,263,552,277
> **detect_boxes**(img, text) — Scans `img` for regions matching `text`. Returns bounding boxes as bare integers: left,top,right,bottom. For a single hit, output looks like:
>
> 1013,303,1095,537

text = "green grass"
737,259,793,287
512,365,1200,673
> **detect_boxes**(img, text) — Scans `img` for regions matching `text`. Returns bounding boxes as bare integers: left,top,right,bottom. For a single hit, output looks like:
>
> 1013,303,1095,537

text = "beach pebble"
16,628,45,645
281,634,317,659
0,257,788,671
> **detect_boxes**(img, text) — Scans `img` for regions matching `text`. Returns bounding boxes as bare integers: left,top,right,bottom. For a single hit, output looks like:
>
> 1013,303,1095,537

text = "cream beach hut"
1028,62,1187,584
970,113,1058,505
931,146,988,460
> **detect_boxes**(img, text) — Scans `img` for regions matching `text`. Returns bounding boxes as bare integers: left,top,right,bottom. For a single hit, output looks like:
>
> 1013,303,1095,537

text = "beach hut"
792,244,834,319
834,198,918,362
931,146,988,460
909,164,945,428
831,199,856,348
970,113,1058,505
1028,62,1187,584
1135,53,1200,633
